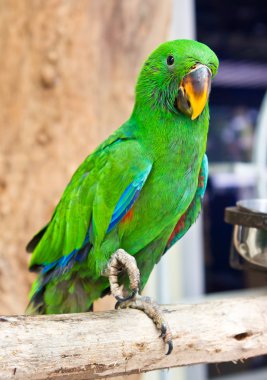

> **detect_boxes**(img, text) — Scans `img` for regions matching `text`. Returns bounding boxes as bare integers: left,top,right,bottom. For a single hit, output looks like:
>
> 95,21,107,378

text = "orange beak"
177,64,212,120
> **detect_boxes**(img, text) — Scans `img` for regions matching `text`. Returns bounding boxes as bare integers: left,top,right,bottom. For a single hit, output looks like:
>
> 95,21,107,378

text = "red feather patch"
167,213,186,245
121,208,134,223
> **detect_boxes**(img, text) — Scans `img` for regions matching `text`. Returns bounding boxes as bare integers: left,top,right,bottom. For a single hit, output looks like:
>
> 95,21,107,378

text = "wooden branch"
1,294,267,380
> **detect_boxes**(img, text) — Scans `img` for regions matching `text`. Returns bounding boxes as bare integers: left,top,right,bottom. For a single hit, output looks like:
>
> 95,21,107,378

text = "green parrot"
27,39,218,354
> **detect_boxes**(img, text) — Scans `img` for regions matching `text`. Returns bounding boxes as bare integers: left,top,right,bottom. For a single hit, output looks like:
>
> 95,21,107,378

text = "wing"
28,134,152,280
164,154,208,253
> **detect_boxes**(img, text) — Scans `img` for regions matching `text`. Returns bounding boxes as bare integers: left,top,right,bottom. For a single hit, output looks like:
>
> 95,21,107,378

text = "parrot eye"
166,55,175,66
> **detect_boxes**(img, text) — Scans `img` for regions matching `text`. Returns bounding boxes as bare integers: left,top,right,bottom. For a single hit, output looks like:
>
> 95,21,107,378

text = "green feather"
27,39,219,314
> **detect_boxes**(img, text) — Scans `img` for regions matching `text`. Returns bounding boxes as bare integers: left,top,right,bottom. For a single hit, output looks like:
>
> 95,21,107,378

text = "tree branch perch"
1,294,267,380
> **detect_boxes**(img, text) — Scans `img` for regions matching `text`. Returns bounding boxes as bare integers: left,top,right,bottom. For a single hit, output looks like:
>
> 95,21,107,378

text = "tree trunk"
0,0,171,316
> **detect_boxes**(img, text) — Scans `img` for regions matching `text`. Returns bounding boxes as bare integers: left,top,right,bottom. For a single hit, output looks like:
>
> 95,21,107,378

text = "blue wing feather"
107,165,152,232
40,164,152,278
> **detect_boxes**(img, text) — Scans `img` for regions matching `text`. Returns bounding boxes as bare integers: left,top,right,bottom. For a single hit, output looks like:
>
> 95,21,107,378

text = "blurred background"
0,1,266,380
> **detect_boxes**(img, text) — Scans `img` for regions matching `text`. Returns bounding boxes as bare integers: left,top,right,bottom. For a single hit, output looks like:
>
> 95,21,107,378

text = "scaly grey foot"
116,295,173,355
102,249,140,302
103,249,173,355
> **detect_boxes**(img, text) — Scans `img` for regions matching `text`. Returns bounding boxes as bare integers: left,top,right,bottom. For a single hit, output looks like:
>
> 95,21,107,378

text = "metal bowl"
233,199,267,269
233,225,267,269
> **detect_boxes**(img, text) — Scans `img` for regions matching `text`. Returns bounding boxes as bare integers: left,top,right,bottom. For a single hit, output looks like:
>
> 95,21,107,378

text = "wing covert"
29,137,152,277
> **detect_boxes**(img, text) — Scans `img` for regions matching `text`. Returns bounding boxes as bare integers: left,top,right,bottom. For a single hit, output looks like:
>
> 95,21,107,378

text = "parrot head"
135,39,219,120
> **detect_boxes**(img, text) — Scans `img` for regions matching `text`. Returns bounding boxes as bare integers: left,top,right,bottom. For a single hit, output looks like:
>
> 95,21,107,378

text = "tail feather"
26,224,49,253
27,276,97,315
26,289,46,315
26,242,95,315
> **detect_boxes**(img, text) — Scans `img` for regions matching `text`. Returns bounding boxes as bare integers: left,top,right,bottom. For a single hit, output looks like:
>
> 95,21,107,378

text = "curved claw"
115,288,138,304
159,323,167,338
160,323,173,355
166,340,173,355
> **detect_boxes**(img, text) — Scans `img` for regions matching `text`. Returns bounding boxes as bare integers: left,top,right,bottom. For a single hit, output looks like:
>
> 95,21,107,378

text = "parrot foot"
115,295,173,355
102,249,140,302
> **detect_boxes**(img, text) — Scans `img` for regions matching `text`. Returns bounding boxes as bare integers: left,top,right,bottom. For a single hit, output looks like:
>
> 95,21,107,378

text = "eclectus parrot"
27,39,218,354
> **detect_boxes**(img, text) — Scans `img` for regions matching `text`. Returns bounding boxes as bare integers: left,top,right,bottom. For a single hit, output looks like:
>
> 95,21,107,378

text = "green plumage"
27,40,218,314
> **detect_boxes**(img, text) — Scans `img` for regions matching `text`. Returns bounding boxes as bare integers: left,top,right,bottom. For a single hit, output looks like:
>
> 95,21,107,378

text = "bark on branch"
1,294,267,380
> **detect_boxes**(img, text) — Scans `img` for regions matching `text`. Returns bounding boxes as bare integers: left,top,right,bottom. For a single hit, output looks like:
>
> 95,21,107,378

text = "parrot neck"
130,103,210,161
